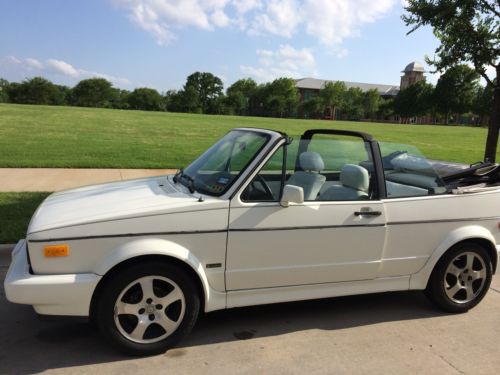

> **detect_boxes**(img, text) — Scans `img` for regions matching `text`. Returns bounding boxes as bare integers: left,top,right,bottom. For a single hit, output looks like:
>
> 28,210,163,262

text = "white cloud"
211,9,231,27
249,0,301,38
241,44,317,82
114,0,398,48
0,56,131,87
302,0,396,46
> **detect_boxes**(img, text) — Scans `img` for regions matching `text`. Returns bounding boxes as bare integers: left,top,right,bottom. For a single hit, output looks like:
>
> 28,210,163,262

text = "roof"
295,78,400,96
402,61,425,73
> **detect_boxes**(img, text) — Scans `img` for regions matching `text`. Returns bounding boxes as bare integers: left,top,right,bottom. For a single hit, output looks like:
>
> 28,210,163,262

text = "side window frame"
239,137,291,203
297,130,386,201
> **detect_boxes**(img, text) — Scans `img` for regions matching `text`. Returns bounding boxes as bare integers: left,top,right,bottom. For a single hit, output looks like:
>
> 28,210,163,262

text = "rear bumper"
4,239,101,316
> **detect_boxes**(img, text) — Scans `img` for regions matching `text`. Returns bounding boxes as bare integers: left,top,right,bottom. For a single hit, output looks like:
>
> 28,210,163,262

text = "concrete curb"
0,244,15,253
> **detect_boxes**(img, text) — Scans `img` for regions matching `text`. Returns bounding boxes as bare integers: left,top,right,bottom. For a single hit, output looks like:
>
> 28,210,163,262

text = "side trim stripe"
386,216,500,226
28,216,500,242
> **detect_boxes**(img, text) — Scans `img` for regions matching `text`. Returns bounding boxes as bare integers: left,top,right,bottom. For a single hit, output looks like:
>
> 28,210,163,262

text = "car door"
225,131,388,291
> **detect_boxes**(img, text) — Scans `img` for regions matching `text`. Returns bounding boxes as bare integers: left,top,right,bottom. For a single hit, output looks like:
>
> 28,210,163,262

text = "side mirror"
280,184,304,207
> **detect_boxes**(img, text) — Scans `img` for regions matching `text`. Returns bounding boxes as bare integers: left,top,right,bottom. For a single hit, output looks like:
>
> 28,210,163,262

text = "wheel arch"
410,225,498,289
89,238,219,319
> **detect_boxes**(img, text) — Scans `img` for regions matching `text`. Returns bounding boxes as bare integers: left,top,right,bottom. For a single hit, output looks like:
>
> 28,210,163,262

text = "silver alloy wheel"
113,276,186,344
444,251,487,304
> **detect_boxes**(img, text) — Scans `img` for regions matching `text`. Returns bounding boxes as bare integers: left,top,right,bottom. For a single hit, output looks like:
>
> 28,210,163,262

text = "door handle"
354,210,382,217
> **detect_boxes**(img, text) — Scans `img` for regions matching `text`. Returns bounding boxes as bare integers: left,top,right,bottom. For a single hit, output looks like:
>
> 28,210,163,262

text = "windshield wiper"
173,169,196,194
173,169,183,183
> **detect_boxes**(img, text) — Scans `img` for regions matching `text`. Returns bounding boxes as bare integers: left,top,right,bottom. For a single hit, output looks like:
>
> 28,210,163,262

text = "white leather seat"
287,152,326,200
318,164,369,201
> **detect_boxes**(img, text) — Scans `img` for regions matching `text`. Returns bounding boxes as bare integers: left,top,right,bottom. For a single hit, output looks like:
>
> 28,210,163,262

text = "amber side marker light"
44,244,70,257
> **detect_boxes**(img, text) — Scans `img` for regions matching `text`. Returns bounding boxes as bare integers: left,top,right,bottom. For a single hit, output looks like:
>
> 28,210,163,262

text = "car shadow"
0,287,448,374
182,290,445,347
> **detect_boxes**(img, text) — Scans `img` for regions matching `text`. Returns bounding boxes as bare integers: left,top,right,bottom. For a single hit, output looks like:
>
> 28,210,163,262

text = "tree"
226,78,257,115
110,89,130,109
319,81,347,119
473,82,495,125
264,78,299,118
393,81,434,122
6,77,63,105
71,78,114,107
300,96,324,119
343,87,365,120
403,0,500,161
184,72,223,114
363,89,382,119
0,78,9,103
434,65,480,123
128,87,163,111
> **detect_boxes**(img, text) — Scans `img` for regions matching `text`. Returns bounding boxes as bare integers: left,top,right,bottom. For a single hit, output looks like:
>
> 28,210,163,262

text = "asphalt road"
1,249,500,375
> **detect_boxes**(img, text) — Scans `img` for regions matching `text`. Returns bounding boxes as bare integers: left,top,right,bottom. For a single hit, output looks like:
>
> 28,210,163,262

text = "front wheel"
96,261,200,356
426,242,492,313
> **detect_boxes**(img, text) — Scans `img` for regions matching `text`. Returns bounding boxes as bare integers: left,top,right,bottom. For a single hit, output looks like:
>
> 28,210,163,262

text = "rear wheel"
96,261,200,356
426,242,492,313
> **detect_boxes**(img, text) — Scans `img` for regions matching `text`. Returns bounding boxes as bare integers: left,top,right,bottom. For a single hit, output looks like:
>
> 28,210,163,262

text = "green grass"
0,192,51,243
0,103,498,168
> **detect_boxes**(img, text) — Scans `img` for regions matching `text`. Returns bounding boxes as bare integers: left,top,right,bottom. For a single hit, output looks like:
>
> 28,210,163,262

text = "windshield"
178,130,270,196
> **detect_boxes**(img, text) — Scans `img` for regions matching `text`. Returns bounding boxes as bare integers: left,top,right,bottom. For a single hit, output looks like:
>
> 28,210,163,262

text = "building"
400,61,426,90
295,61,425,120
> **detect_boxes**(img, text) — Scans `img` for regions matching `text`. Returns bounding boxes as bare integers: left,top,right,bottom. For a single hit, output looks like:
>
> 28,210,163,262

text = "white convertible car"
5,128,500,355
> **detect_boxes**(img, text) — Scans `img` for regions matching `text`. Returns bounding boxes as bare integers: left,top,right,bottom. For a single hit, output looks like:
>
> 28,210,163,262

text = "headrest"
340,164,369,192
299,152,324,172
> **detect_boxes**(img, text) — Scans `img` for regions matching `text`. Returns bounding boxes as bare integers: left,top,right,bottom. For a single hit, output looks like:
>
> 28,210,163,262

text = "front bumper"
4,239,101,316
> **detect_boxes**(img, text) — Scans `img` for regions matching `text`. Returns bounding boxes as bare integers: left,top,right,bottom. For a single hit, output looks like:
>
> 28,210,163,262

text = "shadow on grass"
0,192,50,243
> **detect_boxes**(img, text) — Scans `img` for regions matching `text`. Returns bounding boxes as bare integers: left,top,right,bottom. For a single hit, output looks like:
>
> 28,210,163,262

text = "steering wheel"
253,174,274,200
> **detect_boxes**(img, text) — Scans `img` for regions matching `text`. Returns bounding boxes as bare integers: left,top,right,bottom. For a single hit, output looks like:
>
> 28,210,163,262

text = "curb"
0,244,15,254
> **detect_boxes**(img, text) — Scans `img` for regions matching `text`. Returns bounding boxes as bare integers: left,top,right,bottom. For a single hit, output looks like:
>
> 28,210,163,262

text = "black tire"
95,261,200,356
426,242,492,313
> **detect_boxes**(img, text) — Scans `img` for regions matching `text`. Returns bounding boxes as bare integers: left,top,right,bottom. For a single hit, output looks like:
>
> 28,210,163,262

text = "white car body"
5,128,500,318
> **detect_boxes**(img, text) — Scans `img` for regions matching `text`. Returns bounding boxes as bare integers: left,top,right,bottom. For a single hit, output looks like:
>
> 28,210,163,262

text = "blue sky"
0,0,441,92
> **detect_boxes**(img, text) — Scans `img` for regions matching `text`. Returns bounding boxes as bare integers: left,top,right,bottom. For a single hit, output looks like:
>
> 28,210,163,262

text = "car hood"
28,175,217,233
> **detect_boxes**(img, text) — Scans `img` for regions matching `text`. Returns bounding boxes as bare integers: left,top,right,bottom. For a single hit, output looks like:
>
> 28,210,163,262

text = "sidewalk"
0,168,177,192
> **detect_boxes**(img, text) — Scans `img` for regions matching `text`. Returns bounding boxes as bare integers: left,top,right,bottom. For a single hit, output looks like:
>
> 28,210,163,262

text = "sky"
0,0,443,92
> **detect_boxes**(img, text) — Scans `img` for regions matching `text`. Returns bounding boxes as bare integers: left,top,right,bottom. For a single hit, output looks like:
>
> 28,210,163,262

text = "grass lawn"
0,103,498,168
0,192,51,243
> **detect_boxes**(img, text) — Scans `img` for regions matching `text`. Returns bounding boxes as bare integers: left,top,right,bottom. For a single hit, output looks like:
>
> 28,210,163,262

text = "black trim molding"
28,216,500,243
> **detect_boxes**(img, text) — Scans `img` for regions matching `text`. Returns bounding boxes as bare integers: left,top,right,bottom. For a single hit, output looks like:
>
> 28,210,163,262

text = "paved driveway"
1,250,500,374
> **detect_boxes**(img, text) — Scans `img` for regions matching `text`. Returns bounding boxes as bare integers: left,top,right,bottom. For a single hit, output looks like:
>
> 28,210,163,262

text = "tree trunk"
484,68,500,163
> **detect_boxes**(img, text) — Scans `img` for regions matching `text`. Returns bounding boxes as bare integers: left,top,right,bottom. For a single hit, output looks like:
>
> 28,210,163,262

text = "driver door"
225,133,387,291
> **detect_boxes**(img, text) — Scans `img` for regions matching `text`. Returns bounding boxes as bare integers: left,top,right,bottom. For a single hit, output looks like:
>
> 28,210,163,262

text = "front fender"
410,225,497,289
93,238,226,312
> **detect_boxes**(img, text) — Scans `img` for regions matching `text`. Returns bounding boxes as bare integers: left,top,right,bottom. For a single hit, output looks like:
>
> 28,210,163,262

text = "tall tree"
403,0,500,161
71,78,114,107
300,96,324,119
434,64,480,123
184,72,223,114
264,78,299,118
128,87,163,111
393,81,434,122
319,81,346,120
0,78,9,103
340,87,364,120
7,77,62,105
473,82,495,125
363,89,382,119
226,78,257,115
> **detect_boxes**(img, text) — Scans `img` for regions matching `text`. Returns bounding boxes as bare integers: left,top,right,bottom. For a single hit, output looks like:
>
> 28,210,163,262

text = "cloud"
113,0,398,48
0,56,131,87
241,44,317,82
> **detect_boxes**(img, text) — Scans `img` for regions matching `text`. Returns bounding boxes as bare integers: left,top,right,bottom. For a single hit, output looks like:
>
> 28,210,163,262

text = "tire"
426,242,492,313
95,261,200,356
